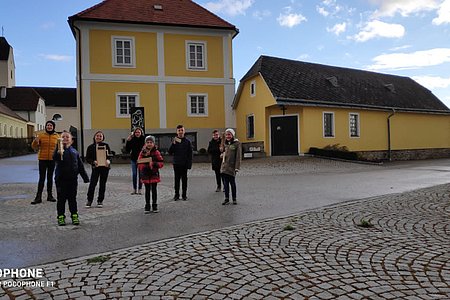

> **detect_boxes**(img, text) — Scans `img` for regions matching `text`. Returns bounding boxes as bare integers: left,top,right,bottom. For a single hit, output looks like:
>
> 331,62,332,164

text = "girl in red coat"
138,135,164,214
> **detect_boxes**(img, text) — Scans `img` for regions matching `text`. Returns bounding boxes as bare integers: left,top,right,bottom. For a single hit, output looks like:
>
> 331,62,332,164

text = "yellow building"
68,0,238,156
233,56,450,161
0,102,28,138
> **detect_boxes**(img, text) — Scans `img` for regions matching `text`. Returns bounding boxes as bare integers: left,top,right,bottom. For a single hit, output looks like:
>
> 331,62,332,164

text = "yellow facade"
75,22,236,154
0,114,27,138
165,84,225,128
235,75,276,145
89,30,158,76
235,75,450,156
164,34,224,78
90,81,159,129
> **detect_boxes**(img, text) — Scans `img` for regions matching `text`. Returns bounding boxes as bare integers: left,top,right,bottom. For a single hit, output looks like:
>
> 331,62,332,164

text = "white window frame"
112,36,136,68
250,80,256,97
246,114,255,139
186,41,207,71
349,113,360,138
116,93,140,118
323,112,335,138
187,93,208,117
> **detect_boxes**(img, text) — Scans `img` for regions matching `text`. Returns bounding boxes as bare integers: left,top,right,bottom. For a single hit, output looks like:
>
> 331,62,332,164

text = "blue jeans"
131,160,142,191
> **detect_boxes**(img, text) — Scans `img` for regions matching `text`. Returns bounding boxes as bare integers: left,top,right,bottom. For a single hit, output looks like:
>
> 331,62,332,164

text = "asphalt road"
0,154,449,268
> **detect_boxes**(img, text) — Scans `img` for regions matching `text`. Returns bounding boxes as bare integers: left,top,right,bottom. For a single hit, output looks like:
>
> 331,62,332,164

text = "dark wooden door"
271,116,298,156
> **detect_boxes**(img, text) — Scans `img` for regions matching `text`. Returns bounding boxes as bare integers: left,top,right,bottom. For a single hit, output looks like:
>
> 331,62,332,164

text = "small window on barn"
349,113,360,138
250,80,256,97
323,112,335,138
246,114,255,139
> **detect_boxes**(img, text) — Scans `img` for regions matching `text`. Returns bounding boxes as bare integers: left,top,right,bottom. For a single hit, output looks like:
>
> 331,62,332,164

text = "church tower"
0,36,16,89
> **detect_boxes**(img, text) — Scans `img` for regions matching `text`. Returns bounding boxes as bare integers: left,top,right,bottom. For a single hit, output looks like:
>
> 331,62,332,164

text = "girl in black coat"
125,127,145,194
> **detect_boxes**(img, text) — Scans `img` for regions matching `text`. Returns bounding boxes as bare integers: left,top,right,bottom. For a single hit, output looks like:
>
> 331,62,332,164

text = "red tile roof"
69,0,238,35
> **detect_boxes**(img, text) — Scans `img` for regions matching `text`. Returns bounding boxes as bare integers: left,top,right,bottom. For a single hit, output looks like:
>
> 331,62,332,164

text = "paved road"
0,155,449,269
0,155,449,299
0,183,449,299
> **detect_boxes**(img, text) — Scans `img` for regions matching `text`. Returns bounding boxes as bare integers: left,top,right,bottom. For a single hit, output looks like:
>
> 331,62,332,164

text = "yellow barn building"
68,0,238,156
233,56,450,161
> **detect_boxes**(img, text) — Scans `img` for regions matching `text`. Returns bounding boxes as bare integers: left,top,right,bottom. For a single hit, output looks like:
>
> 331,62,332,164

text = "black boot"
47,192,56,202
31,193,42,205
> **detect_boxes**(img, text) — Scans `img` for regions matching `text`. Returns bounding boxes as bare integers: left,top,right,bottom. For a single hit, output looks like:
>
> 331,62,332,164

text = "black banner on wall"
130,107,145,134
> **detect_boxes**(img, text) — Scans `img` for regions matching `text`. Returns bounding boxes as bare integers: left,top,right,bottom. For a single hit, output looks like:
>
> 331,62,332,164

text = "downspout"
387,108,395,161
73,24,85,159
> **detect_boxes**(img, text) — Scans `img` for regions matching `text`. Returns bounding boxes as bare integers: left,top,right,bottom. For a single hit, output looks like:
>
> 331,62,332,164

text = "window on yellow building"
186,41,207,70
250,81,256,97
323,112,334,138
188,94,208,116
113,36,135,67
116,93,139,118
247,114,255,139
349,113,360,137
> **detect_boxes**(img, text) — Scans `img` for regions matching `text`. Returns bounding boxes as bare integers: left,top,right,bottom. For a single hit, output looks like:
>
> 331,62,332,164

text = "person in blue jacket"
53,131,89,226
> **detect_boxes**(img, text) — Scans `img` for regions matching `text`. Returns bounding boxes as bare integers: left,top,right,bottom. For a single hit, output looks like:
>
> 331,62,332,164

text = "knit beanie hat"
225,128,235,137
145,135,155,143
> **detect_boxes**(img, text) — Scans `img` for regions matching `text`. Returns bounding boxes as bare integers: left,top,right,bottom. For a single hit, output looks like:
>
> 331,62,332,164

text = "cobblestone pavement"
1,182,449,299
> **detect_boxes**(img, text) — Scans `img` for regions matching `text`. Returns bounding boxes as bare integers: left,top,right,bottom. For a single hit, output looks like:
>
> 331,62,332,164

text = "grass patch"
86,255,110,264
283,224,294,231
357,219,374,228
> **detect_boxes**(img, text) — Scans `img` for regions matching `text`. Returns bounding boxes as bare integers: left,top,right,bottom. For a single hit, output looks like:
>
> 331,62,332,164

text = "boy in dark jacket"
168,125,193,200
85,131,112,208
53,131,90,226
207,129,223,192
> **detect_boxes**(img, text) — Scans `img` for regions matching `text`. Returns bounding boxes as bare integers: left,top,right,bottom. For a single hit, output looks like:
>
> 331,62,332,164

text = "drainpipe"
73,24,85,159
387,108,395,161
